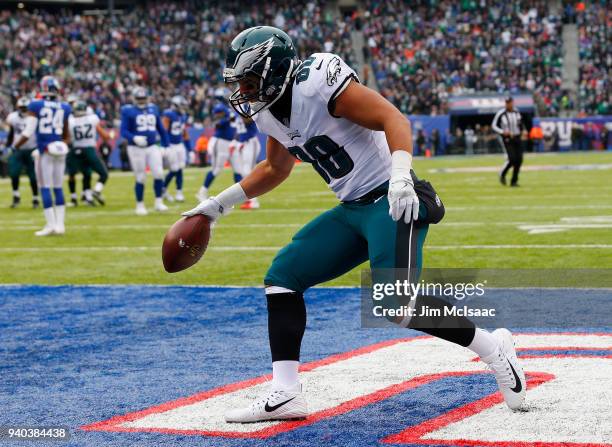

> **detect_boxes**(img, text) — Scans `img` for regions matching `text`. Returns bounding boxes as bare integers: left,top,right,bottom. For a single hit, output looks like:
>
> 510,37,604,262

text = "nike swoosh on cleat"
508,360,522,393
264,396,297,412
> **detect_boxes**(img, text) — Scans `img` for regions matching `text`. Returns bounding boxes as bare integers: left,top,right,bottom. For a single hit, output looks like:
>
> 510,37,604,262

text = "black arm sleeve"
6,127,14,146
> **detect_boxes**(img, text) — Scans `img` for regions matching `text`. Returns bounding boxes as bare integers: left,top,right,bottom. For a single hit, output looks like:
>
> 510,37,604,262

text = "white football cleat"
35,226,56,237
196,186,208,202
482,328,526,410
135,203,148,216
54,225,65,235
155,202,169,212
163,190,175,203
240,198,260,210
175,191,185,202
225,384,308,423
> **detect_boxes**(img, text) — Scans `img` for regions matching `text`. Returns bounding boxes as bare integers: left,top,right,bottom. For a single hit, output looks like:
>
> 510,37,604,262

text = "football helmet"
171,95,187,112
74,100,88,117
40,76,61,99
224,26,298,118
16,97,30,113
133,87,148,108
66,94,79,107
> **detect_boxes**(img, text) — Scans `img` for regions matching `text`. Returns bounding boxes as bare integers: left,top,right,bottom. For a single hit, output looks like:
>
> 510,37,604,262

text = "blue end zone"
0,286,607,447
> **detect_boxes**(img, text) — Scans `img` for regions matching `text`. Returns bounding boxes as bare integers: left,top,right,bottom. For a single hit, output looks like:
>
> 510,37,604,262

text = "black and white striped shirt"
492,108,523,137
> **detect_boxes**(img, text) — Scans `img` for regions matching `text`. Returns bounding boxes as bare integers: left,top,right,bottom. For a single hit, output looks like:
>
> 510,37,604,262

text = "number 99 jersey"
252,53,391,201
28,99,72,152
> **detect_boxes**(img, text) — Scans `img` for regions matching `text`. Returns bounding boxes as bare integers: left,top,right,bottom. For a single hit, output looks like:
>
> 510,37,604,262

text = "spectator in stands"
574,0,611,115
361,0,565,116
0,1,353,122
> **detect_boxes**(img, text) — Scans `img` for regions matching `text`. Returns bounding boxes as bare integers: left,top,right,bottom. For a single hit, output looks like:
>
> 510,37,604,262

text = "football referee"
492,96,525,186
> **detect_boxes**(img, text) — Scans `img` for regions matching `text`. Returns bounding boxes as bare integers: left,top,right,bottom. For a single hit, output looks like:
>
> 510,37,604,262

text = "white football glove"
181,183,247,222
133,135,148,147
388,176,419,223
388,151,419,223
182,197,225,221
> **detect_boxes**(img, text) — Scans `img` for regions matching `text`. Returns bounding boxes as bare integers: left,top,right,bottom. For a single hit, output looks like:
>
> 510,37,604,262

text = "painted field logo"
82,333,612,445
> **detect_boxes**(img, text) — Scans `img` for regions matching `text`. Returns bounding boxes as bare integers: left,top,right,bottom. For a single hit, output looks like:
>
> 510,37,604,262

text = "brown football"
162,215,211,273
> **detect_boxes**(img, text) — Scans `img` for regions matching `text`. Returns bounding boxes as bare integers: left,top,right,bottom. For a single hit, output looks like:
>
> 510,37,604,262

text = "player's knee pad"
150,162,164,180
135,172,146,184
265,251,305,294
265,287,306,362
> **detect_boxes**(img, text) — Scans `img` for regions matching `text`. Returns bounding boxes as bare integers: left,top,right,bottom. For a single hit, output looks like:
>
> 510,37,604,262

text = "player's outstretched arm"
96,123,112,144
334,81,419,222
14,112,37,149
239,136,294,198
182,136,293,220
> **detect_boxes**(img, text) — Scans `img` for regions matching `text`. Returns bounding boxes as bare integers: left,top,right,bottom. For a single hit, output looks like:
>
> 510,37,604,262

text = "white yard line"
0,244,610,253
0,221,574,231
1,204,612,221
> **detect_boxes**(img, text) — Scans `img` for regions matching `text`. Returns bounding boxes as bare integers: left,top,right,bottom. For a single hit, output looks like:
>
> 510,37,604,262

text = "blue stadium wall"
2,115,611,170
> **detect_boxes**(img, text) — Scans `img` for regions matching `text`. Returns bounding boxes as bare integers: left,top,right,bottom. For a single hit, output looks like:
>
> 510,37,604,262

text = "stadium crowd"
361,0,567,116
0,0,609,124
574,0,610,116
0,0,353,124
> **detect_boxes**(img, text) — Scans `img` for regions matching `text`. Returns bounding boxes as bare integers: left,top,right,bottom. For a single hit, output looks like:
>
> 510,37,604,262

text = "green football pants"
8,149,36,184
66,147,108,184
265,188,429,293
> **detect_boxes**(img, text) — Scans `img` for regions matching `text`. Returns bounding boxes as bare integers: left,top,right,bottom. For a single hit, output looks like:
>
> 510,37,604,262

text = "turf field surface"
0,151,611,285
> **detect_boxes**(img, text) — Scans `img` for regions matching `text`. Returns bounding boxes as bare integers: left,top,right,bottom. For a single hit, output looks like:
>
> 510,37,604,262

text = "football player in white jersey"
67,100,112,206
4,97,39,208
184,26,526,421
232,116,261,209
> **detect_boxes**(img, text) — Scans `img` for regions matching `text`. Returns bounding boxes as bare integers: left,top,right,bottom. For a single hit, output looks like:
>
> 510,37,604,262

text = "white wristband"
215,182,247,211
391,150,413,178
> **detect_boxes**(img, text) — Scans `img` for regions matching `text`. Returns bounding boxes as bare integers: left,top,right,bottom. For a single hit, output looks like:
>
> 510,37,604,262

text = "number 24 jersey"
28,100,72,152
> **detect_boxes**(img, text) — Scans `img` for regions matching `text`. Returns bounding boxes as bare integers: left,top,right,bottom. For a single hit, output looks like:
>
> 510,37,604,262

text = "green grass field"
1,151,611,285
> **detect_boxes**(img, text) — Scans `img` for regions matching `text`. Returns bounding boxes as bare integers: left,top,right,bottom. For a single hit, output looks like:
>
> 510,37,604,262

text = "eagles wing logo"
326,57,342,86
232,37,275,76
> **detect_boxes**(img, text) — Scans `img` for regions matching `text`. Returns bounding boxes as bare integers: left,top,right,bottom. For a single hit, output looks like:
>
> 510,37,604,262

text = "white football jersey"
253,53,391,201
69,113,100,148
6,111,37,150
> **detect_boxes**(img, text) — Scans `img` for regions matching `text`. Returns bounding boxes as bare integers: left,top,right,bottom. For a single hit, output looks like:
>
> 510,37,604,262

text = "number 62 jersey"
68,113,100,148
252,52,391,201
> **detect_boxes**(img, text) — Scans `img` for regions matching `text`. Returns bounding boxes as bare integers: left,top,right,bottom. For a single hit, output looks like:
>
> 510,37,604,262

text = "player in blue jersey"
196,103,242,201
12,76,71,236
162,95,191,203
120,87,170,215
235,116,261,209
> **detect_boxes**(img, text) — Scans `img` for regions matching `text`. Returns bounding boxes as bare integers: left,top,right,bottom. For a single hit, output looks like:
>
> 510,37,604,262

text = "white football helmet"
16,97,30,113
171,95,187,112
133,87,148,108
